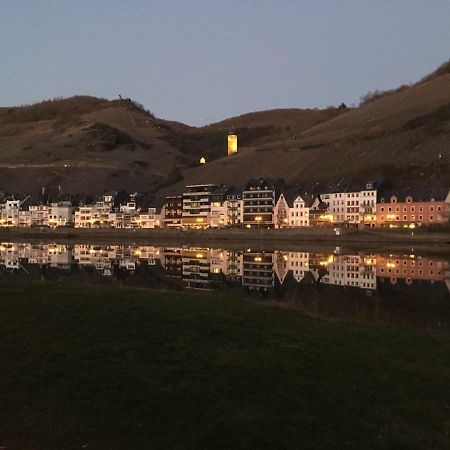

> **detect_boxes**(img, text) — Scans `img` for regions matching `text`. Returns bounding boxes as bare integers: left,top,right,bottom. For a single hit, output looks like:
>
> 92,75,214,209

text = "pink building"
376,187,450,227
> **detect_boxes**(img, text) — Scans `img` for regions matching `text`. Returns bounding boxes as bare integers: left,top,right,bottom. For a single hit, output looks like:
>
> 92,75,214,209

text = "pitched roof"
323,177,384,194
379,186,449,202
278,184,322,208
243,177,286,190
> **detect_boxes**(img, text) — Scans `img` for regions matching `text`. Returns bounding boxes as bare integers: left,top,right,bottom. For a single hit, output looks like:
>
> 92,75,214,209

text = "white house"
209,201,227,228
274,191,323,228
75,193,117,228
289,195,312,227
29,205,48,227
321,180,380,227
47,202,75,227
0,199,21,227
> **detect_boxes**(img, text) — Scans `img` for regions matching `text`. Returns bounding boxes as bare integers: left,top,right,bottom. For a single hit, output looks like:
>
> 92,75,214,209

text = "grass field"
1,281,450,449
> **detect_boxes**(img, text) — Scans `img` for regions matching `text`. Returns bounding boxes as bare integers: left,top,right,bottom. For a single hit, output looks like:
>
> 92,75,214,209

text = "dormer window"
406,196,412,203
391,196,397,203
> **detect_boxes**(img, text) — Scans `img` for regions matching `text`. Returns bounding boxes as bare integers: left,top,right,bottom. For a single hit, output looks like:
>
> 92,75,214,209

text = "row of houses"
0,192,158,229
1,178,449,229
175,178,450,229
0,198,76,228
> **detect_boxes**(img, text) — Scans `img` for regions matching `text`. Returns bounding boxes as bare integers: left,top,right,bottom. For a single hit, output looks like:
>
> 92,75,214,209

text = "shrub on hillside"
419,59,450,83
89,122,134,150
127,99,155,119
406,104,450,135
360,85,409,105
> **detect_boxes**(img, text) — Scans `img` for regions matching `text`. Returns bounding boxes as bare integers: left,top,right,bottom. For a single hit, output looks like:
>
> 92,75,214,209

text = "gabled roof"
1,193,29,203
22,195,45,208
278,186,300,206
294,193,318,208
278,185,322,208
243,177,286,191
379,186,449,202
323,177,384,194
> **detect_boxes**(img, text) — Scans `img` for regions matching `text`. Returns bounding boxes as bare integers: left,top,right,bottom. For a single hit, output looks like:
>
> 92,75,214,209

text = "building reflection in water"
1,242,450,329
1,242,449,292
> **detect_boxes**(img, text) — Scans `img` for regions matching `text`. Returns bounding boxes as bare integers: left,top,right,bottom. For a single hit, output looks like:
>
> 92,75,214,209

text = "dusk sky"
1,1,449,126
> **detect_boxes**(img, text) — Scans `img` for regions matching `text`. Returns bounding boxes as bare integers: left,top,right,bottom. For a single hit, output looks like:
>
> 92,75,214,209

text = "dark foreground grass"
1,281,450,450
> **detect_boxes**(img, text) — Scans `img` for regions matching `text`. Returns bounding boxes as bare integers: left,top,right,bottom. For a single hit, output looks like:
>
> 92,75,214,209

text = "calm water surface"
1,241,449,330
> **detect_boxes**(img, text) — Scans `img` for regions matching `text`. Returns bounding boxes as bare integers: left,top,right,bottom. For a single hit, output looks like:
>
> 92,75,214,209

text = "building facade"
182,184,218,228
47,202,75,227
321,180,379,227
376,188,450,228
74,193,117,228
223,188,243,227
273,193,290,229
162,195,183,228
0,200,21,227
242,178,284,228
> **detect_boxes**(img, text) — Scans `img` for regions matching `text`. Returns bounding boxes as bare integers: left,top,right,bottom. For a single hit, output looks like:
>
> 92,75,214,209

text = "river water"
1,241,449,330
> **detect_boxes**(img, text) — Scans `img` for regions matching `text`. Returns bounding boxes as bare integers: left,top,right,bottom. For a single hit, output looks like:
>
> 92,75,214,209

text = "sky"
0,0,449,126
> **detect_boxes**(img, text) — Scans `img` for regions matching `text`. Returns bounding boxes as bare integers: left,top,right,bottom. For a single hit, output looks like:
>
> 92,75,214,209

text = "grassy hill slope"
0,96,198,194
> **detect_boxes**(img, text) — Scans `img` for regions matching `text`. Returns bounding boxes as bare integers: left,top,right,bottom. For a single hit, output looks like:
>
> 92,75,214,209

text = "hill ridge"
0,62,449,196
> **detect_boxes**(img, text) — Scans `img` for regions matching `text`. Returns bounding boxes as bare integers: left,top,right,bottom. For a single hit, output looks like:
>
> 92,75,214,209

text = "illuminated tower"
227,133,237,156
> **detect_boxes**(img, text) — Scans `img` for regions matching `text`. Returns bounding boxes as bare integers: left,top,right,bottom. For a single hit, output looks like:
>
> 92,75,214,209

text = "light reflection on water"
1,241,449,329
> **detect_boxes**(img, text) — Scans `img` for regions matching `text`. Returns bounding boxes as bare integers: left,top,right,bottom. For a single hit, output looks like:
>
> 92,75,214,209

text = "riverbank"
1,280,450,449
0,226,449,254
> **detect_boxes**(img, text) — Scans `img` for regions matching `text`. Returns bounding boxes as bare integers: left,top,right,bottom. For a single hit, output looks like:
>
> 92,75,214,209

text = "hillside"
0,96,199,195
160,61,450,197
0,61,449,196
